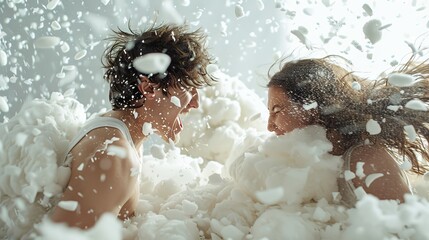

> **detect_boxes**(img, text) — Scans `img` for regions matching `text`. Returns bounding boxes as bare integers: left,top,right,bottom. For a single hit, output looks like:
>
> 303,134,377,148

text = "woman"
267,56,429,207
50,23,215,229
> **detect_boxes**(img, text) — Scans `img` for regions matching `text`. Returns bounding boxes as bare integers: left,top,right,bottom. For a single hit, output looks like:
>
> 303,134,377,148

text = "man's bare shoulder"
66,126,140,183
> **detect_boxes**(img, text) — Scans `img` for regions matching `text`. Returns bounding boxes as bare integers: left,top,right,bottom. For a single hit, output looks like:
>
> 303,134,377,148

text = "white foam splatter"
405,99,428,111
363,19,382,44
303,101,318,110
235,5,245,18
255,187,284,205
404,125,417,142
400,160,412,171
51,21,61,30
365,173,384,187
366,119,381,135
356,162,366,179
170,96,181,108
180,0,190,6
0,96,9,112
58,201,79,212
46,0,60,10
100,0,110,5
257,0,264,10
362,4,373,16
34,36,61,48
61,42,70,53
344,170,356,181
133,53,171,75
388,73,415,87
206,64,220,74
387,105,401,112
351,81,361,91
0,50,7,66
142,122,154,136
312,206,330,222
74,50,87,60
106,145,127,158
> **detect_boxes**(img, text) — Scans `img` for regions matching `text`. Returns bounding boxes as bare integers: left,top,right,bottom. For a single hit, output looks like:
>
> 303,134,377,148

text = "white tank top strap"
63,117,135,166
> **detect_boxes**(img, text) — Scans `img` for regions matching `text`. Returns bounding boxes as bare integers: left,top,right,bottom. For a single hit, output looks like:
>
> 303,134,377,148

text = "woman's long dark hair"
268,55,429,174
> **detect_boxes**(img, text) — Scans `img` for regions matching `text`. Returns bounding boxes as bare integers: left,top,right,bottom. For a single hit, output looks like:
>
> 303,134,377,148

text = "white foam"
0,49,7,66
170,96,181,108
235,5,245,18
404,125,417,142
0,96,9,112
363,19,382,44
46,0,60,10
365,173,384,187
34,36,61,48
133,53,171,75
255,187,284,205
366,119,381,135
74,50,87,60
388,73,415,87
405,99,428,111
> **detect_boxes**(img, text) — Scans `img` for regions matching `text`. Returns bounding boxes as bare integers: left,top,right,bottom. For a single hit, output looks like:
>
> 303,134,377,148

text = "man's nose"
188,89,199,109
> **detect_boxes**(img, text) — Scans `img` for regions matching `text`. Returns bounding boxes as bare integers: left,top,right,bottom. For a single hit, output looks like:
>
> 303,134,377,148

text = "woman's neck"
326,129,347,156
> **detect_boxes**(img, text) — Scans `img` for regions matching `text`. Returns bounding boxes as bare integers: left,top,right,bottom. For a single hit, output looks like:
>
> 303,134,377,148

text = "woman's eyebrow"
269,104,280,111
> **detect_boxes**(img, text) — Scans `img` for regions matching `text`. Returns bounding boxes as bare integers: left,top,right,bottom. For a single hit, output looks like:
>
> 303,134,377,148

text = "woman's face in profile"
267,86,316,135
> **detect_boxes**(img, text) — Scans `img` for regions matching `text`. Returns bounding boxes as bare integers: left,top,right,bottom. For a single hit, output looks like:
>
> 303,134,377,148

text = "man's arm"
50,142,137,229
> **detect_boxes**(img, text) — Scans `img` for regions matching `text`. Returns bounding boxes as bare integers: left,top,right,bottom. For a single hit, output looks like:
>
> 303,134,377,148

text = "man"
50,23,215,229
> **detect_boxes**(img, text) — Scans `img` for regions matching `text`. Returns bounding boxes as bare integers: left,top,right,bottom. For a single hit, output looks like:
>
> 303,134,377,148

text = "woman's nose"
267,115,276,132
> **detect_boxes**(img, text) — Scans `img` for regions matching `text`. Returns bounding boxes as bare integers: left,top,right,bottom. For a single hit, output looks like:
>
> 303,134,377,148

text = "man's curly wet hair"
102,23,215,109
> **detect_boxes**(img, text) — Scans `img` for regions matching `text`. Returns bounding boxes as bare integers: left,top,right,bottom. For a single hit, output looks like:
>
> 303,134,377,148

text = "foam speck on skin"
356,162,365,179
365,173,384,187
106,145,127,158
58,200,78,211
142,122,154,136
170,96,181,108
344,170,356,181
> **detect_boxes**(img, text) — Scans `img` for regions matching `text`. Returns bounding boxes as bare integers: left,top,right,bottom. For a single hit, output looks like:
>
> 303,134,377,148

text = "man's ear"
138,75,156,100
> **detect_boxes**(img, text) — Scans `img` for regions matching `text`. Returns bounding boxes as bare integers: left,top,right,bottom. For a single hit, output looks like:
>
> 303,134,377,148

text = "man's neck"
102,108,148,150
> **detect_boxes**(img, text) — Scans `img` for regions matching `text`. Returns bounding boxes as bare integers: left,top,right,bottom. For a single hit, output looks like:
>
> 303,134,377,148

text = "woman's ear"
138,75,156,100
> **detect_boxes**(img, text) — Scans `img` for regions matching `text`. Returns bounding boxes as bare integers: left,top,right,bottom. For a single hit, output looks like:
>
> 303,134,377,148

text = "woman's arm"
348,144,411,202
